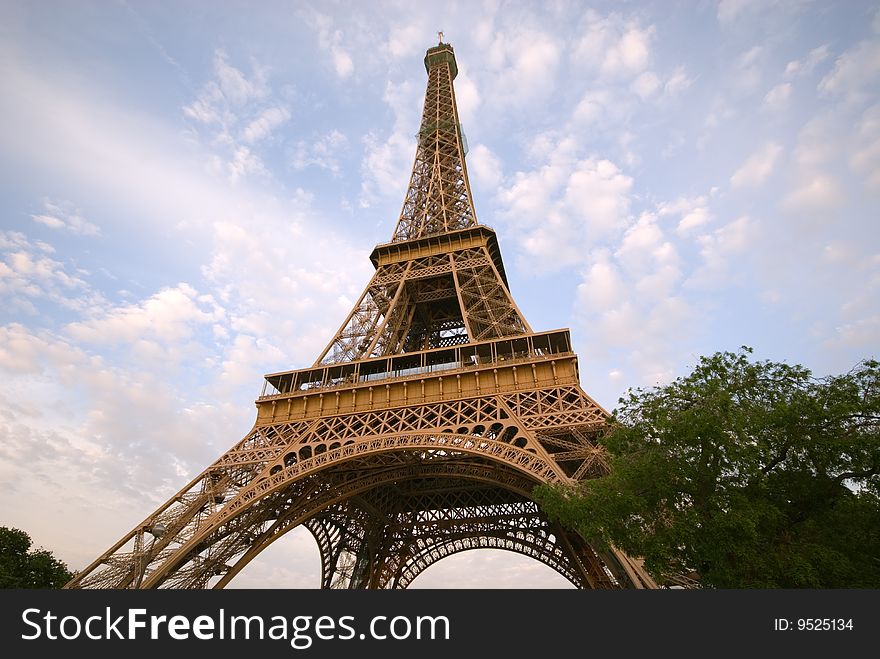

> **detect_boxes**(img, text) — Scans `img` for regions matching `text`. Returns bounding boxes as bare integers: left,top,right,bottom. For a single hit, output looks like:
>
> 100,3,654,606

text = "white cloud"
241,106,291,143
215,51,267,105
657,196,713,235
577,250,626,312
218,333,286,390
359,79,423,207
574,12,655,79
308,12,355,78
762,82,792,112
467,143,502,189
718,0,809,24
781,174,844,211
734,45,764,93
0,230,101,313
827,315,880,349
385,23,424,59
573,90,611,124
452,68,481,126
0,323,77,374
31,199,100,236
631,71,660,99
730,143,783,188
199,195,368,370
333,50,354,78
717,0,759,23
181,50,285,181
663,66,693,96
602,25,654,78
497,149,633,270
184,50,268,127
291,130,348,173
65,283,222,346
851,104,880,190
784,44,830,78
677,207,712,234
563,159,632,235
577,292,696,389
703,96,737,131
818,39,880,98
615,212,680,290
359,130,414,208
688,215,755,288
225,145,266,181
485,28,561,104
792,113,839,168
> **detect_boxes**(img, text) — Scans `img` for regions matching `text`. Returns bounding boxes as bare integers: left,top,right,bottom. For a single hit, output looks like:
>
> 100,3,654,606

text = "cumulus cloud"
574,12,655,79
359,79,422,207
602,26,654,77
781,174,844,212
617,213,682,297
572,90,612,124
718,0,809,25
65,283,222,346
467,143,503,189
850,104,880,190
452,67,481,126
734,45,764,93
497,144,633,269
385,23,424,59
762,82,792,112
359,130,415,208
31,199,101,236
577,249,626,312
730,143,783,188
563,159,632,234
631,71,660,99
0,230,103,314
241,106,291,143
687,215,755,288
784,44,830,78
827,315,880,350
818,39,880,99
225,145,266,181
291,130,348,173
183,50,268,127
792,113,839,168
657,196,713,235
182,50,289,181
717,0,760,23
484,28,561,104
663,66,693,96
308,12,354,78
703,96,737,132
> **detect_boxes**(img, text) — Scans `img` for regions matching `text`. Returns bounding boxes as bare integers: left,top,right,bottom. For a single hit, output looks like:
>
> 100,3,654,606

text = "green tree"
534,348,880,588
0,526,74,588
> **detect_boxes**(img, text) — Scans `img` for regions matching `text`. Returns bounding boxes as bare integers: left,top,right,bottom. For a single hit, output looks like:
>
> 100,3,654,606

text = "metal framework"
66,40,657,590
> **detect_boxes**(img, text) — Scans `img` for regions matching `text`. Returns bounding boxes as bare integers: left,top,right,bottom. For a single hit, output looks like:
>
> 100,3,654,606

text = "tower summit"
67,43,657,590
392,40,474,241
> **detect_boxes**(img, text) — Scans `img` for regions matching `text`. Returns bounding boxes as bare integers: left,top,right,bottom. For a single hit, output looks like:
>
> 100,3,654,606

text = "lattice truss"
392,44,476,241
67,386,652,590
318,248,530,364
67,41,661,591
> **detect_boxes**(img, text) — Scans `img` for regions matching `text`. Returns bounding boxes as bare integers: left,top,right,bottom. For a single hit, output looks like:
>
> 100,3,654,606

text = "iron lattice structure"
67,42,657,590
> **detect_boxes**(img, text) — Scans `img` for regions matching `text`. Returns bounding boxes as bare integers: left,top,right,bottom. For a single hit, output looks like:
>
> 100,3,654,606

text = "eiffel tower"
67,40,657,590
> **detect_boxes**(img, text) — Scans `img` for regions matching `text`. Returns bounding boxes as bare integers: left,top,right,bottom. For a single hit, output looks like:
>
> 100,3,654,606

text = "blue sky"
1,0,878,588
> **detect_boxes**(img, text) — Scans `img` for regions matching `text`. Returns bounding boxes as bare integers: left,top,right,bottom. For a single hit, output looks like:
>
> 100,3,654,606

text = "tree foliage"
0,526,74,588
534,348,880,588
